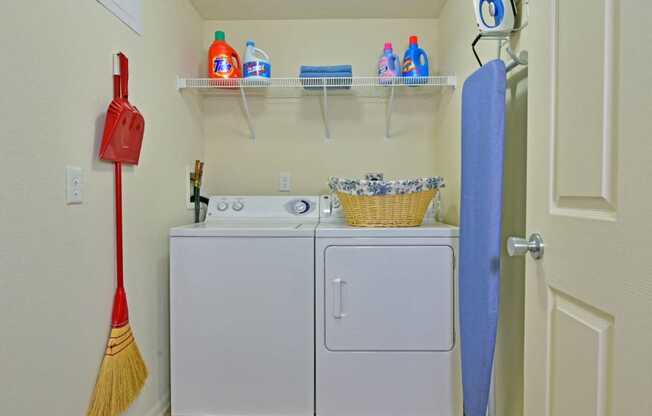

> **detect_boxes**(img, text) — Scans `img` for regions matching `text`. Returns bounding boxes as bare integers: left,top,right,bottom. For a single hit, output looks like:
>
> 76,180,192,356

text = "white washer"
316,194,461,416
170,196,319,416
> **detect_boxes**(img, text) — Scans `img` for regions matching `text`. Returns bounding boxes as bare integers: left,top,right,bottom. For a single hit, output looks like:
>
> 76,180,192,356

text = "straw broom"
87,162,148,416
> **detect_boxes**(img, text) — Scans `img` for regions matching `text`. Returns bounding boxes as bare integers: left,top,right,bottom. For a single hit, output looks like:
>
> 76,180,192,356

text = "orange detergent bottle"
208,31,241,79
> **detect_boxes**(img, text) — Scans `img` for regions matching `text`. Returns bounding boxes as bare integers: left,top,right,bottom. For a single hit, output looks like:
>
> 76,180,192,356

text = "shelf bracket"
385,83,396,139
239,85,256,141
320,81,331,141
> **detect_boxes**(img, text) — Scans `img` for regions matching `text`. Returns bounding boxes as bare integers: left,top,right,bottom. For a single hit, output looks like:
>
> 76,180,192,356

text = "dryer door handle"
332,278,346,319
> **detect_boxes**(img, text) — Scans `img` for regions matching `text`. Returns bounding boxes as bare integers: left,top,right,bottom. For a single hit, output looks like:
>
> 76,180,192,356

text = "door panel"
548,290,613,416
553,0,618,218
526,1,652,415
324,245,454,351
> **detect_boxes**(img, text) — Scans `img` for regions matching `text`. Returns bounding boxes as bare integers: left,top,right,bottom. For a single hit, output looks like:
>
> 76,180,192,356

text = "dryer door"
324,245,454,351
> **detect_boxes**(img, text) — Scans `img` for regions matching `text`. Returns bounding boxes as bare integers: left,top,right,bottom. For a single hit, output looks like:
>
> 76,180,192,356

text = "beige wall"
437,2,528,416
1,3,527,415
0,1,203,415
200,19,443,195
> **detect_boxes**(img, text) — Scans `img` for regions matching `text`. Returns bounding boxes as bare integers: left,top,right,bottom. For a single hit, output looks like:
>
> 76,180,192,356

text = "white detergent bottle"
243,40,271,82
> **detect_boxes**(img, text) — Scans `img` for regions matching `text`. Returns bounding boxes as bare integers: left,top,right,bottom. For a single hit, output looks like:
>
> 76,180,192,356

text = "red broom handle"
114,161,124,290
119,53,129,99
113,74,120,99
109,54,129,327
113,54,124,290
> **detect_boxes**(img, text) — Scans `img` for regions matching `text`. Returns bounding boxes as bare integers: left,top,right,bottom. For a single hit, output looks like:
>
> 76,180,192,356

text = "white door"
324,245,454,351
524,1,652,415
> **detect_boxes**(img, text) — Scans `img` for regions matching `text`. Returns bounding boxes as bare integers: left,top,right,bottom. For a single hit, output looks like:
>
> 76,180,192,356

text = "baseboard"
145,393,171,416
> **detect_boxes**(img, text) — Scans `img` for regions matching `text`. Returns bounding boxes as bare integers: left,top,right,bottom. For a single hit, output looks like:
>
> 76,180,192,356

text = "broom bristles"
87,324,148,416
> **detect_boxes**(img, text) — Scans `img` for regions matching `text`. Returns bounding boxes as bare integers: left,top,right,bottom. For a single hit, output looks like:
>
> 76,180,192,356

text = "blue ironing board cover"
459,59,506,416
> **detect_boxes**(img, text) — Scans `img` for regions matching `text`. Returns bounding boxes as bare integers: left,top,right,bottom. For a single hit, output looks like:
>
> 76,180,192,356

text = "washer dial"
291,199,311,215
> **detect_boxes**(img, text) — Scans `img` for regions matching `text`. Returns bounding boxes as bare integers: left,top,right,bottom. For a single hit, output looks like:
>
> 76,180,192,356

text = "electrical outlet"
279,172,291,192
66,166,83,204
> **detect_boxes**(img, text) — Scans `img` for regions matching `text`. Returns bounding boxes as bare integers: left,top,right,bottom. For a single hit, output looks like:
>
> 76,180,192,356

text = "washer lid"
170,220,318,237
316,222,459,238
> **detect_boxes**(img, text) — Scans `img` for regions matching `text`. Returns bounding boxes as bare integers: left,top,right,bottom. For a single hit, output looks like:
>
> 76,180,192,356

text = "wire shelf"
176,75,456,140
177,76,456,97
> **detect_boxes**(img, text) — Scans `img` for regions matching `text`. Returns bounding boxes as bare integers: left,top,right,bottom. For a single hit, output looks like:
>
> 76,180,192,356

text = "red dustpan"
87,52,147,416
99,53,144,165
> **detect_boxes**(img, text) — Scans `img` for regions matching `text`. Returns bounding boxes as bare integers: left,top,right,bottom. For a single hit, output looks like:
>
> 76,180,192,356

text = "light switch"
66,166,83,204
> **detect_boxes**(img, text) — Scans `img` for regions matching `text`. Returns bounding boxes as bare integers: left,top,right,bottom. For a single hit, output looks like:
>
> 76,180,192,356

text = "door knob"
507,233,544,260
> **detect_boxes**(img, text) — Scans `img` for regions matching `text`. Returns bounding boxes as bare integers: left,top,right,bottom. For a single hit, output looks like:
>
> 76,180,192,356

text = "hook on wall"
504,46,528,72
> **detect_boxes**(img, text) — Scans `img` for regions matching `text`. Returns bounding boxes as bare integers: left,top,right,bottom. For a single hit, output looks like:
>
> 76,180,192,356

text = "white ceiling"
190,0,448,20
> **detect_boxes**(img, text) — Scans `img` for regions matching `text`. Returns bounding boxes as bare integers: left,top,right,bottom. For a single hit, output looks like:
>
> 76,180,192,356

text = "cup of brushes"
191,160,204,223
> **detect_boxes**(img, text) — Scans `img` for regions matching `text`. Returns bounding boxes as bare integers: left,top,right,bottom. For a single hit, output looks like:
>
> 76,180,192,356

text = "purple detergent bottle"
378,42,400,84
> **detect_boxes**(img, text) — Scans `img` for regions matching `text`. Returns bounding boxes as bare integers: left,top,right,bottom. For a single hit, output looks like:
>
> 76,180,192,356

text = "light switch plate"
66,166,83,204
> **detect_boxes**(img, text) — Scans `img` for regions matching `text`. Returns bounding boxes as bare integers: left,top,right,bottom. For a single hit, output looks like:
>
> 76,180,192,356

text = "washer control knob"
293,200,311,215
217,201,229,211
232,201,244,212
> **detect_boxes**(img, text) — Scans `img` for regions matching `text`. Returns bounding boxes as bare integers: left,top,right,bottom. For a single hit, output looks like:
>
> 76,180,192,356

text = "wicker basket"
336,189,437,227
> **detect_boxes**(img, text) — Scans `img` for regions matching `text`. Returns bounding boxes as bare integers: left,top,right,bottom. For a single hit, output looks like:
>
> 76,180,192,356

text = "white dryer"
169,196,319,416
316,194,461,416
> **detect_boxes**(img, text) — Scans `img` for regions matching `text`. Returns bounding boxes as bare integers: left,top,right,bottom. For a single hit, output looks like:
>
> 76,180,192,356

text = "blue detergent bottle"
401,35,429,84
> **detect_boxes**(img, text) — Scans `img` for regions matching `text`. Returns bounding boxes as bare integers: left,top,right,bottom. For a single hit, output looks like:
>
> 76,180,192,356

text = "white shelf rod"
239,86,256,141
385,84,396,139
321,82,330,141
